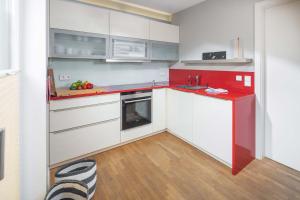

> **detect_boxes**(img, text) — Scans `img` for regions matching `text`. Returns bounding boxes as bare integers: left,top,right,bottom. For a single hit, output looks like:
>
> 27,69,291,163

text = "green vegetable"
70,85,77,90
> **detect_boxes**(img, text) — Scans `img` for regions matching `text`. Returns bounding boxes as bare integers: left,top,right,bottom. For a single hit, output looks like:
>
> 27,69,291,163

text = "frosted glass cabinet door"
49,29,108,59
150,41,179,61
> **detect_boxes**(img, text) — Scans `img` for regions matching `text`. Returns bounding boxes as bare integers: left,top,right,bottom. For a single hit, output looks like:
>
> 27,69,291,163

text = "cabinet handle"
50,118,120,134
0,128,4,181
124,98,152,104
52,100,120,112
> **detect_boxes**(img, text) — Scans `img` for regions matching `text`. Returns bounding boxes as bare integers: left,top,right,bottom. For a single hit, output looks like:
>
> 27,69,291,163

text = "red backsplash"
169,69,254,94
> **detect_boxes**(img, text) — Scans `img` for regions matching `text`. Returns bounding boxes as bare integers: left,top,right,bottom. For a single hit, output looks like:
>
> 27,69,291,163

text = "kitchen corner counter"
50,82,254,102
49,81,255,175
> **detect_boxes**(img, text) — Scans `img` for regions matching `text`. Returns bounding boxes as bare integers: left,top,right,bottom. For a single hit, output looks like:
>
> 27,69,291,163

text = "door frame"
254,0,297,159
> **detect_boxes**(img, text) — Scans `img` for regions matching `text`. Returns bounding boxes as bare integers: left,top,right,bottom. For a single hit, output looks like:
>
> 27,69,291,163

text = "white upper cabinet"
149,21,179,43
110,11,150,40
50,0,109,35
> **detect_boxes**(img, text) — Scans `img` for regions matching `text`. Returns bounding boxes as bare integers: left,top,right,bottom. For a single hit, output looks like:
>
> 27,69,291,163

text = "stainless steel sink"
177,85,208,90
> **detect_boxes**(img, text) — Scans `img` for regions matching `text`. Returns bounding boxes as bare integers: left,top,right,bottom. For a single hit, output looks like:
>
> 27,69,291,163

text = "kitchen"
0,0,300,199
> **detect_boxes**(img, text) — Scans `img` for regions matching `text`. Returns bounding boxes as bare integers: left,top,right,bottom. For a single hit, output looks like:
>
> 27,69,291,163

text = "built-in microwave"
109,36,149,61
121,90,152,130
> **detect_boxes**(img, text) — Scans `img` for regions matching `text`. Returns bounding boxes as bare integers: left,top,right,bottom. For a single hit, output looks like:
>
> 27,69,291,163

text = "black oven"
121,90,152,130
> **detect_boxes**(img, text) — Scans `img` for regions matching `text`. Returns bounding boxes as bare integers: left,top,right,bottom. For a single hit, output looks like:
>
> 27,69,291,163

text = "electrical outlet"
244,76,252,87
160,72,166,77
65,74,71,80
59,74,71,81
236,75,243,81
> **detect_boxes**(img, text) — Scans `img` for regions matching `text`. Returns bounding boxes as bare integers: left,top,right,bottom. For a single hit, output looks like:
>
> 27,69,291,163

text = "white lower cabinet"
121,124,153,143
167,89,193,143
193,95,232,165
49,89,233,166
167,89,232,166
177,91,194,143
49,94,121,165
167,89,179,134
153,89,166,132
50,118,120,165
50,101,120,132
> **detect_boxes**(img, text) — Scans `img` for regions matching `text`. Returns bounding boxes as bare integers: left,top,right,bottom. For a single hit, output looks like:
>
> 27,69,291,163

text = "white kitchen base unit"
50,101,120,132
50,118,120,165
121,124,153,143
193,94,232,165
49,88,254,174
49,94,121,165
167,89,194,143
166,88,255,174
167,89,232,166
168,130,232,168
152,89,167,132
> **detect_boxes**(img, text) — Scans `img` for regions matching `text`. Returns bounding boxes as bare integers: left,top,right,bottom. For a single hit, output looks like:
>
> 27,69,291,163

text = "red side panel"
232,95,256,175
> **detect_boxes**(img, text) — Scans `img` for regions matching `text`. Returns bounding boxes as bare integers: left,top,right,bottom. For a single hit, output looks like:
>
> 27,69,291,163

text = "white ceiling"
120,0,207,14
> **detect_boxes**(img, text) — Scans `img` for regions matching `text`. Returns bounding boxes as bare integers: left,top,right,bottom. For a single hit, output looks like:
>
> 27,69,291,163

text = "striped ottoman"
45,180,88,200
55,160,97,200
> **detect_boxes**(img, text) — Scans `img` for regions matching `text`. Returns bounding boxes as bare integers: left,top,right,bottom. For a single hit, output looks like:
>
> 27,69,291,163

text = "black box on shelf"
203,51,226,60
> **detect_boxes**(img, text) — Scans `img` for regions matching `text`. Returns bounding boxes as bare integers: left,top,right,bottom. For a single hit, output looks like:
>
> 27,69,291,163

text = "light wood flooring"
50,132,300,200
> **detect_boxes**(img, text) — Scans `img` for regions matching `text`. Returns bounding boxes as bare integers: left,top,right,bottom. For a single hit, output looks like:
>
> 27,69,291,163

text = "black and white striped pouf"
55,160,97,200
45,180,88,200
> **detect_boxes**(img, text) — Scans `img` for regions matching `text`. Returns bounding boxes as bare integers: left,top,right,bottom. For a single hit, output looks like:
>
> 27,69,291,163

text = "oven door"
122,96,152,130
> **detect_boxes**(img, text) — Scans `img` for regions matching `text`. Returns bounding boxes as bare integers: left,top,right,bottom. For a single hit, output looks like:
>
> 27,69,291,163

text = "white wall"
172,0,261,72
0,74,20,200
20,0,48,199
0,0,10,70
50,59,170,88
265,0,300,171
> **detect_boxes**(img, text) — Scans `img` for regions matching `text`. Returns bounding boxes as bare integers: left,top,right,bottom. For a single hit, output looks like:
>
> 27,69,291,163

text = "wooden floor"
50,132,300,200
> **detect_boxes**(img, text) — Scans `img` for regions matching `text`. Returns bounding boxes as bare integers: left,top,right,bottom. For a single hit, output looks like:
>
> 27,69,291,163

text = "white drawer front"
50,94,120,111
50,101,120,132
50,119,120,165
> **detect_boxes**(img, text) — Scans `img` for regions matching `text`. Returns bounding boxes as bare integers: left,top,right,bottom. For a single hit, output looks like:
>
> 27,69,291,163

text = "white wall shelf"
181,58,253,64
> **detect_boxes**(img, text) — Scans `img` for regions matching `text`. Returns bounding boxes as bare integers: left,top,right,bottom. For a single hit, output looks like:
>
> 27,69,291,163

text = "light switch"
244,76,252,87
236,75,243,81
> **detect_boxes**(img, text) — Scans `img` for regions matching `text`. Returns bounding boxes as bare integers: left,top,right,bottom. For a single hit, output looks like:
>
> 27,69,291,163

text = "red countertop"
168,86,254,101
50,82,253,101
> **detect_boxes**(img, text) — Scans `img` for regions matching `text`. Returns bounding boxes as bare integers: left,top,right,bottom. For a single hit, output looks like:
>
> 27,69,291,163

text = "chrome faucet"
188,75,192,85
195,75,200,86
